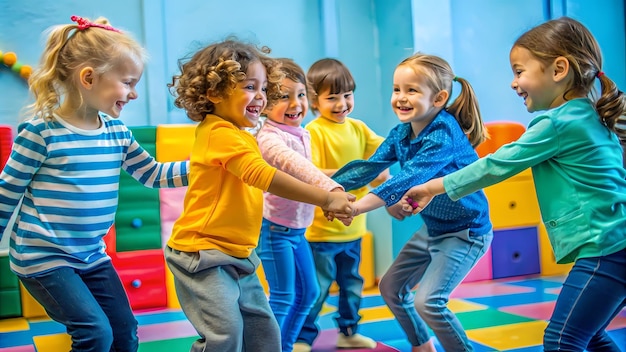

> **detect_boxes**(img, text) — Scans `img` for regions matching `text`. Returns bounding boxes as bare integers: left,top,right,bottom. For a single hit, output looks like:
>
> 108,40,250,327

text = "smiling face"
391,65,444,127
84,55,143,119
264,77,308,127
509,46,566,113
212,61,268,128
314,88,354,123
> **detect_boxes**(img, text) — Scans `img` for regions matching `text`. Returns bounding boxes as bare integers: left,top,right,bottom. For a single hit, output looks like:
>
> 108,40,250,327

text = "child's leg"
280,235,320,351
19,262,137,352
165,247,280,352
414,230,492,352
296,241,340,346
379,228,432,347
257,220,300,327
239,251,282,352
334,238,365,335
544,249,626,352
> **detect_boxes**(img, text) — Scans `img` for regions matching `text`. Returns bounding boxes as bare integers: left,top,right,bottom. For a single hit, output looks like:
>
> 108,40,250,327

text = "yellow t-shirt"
305,116,384,242
168,115,276,258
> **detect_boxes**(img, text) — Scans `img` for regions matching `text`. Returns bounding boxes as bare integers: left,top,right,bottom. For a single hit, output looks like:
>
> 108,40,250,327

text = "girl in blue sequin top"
331,53,492,352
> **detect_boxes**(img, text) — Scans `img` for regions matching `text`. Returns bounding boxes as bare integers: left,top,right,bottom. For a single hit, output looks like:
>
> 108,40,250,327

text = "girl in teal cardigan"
401,17,626,352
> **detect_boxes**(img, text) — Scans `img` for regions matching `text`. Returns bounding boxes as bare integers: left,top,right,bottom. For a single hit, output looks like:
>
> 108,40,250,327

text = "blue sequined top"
332,110,492,237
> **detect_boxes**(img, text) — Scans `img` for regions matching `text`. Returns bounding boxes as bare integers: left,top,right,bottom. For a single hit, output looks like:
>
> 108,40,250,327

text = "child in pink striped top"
256,58,344,352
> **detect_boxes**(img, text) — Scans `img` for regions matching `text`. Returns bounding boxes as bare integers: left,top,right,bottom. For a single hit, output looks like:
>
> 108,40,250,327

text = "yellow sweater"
305,116,384,242
168,115,276,258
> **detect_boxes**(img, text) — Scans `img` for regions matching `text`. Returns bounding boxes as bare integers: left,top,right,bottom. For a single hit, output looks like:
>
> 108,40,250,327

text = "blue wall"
1,0,625,275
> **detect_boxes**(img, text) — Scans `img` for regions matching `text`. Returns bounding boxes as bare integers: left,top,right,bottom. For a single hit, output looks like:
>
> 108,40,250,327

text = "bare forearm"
353,193,386,216
427,177,446,196
267,170,328,206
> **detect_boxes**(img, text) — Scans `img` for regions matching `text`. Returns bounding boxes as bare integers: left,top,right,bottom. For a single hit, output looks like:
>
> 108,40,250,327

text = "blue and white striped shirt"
0,115,189,277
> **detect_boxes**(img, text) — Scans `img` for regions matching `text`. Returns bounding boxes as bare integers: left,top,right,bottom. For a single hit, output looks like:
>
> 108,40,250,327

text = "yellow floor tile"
449,298,487,313
466,320,547,350
33,333,72,352
360,305,395,322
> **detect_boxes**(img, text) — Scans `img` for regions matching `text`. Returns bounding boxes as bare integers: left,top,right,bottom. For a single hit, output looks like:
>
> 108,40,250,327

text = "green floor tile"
139,335,199,351
458,307,536,330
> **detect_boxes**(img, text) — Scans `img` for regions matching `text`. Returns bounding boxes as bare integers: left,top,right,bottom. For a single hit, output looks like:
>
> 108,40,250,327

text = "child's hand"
400,184,434,214
322,191,355,223
386,202,411,220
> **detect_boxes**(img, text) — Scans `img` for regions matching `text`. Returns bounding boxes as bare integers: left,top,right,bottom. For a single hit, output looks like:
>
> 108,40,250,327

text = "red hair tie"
70,15,120,33
596,71,605,78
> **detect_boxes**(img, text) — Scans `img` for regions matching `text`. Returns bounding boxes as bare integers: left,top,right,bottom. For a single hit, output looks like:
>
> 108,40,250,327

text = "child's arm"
350,192,386,216
369,168,390,188
400,177,445,214
267,170,354,215
123,139,189,188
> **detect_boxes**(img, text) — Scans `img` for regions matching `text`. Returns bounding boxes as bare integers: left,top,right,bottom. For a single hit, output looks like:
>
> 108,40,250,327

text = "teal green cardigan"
444,98,626,264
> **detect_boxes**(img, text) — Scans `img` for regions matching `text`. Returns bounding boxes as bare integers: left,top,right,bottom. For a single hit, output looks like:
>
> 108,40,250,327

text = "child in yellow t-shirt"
293,58,387,351
165,41,355,352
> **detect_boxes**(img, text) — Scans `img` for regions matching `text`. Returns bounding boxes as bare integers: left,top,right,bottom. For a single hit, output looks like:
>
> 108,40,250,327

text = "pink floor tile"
0,346,36,352
451,282,534,299
500,301,555,320
137,320,197,342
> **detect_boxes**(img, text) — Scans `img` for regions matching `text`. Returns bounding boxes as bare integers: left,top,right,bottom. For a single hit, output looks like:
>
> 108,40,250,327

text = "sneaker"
292,342,312,352
336,333,377,349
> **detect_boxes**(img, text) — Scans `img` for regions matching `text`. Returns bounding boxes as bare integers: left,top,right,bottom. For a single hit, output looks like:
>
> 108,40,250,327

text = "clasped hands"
324,183,435,225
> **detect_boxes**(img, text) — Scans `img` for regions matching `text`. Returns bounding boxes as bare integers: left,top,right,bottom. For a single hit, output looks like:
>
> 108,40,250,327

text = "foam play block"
159,187,187,248
491,227,540,279
463,246,493,283
0,125,13,169
483,171,541,229
155,124,196,162
475,121,526,158
105,226,167,310
537,223,573,277
115,126,162,251
19,282,47,318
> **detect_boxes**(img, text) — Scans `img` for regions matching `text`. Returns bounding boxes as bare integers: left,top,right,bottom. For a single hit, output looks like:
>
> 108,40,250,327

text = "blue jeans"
19,261,138,352
296,239,364,345
257,219,320,352
544,249,626,351
379,226,492,352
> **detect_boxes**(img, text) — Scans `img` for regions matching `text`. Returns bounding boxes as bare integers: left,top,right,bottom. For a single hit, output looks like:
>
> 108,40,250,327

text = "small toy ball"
19,65,32,79
131,218,143,228
2,52,17,66
131,279,142,288
407,197,419,209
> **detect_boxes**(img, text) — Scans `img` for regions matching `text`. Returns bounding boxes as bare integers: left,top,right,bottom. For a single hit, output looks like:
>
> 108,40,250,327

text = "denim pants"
257,219,320,352
296,239,364,345
19,261,138,352
544,249,626,351
165,247,281,352
379,226,492,352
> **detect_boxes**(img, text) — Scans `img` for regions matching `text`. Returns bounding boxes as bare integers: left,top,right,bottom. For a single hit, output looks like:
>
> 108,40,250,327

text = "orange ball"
3,52,17,66
20,65,32,79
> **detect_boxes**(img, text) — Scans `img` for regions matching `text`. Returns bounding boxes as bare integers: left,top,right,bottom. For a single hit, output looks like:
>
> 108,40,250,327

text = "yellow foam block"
538,223,573,276
466,320,547,350
483,173,541,229
155,124,197,162
257,262,270,295
0,317,29,332
33,333,72,351
19,282,48,318
165,265,181,309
